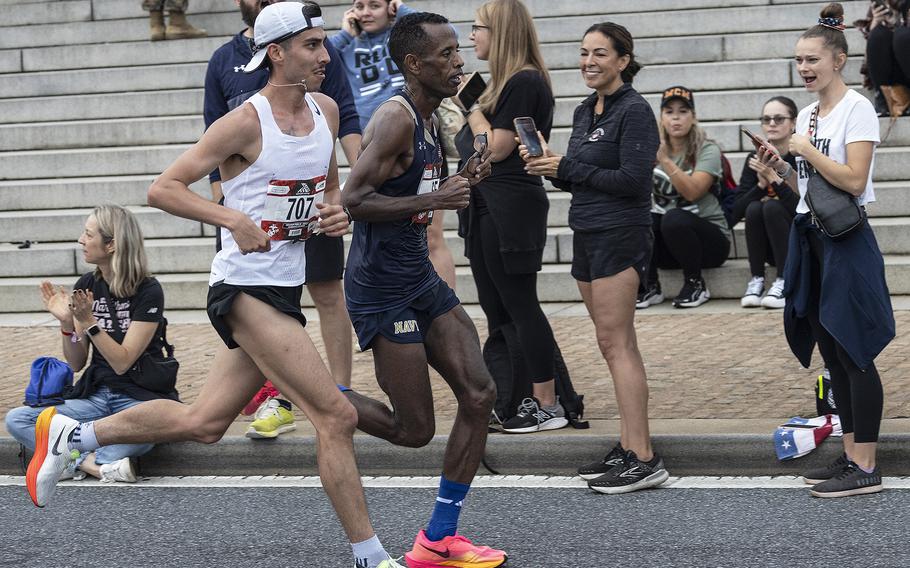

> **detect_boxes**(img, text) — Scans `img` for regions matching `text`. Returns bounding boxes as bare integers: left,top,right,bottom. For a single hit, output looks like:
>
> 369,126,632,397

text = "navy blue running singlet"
344,91,445,315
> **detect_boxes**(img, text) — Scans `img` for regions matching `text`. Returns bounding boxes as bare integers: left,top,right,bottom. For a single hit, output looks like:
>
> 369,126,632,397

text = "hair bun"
819,2,844,21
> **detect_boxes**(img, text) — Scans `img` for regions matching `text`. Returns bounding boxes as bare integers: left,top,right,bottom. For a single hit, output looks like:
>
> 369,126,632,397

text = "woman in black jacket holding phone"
520,22,668,495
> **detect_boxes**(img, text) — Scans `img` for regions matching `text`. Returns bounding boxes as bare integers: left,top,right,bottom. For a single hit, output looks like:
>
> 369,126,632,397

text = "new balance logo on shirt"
393,319,419,334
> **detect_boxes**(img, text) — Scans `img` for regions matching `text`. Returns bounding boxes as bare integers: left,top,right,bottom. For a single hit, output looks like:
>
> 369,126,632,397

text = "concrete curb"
4,433,910,477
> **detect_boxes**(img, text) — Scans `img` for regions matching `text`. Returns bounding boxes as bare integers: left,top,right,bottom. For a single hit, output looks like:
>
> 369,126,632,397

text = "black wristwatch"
343,206,353,224
85,323,101,337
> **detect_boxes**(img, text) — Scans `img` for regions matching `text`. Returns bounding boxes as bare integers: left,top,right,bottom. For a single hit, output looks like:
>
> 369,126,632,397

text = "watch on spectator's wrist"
343,206,353,224
776,163,792,178
85,323,101,338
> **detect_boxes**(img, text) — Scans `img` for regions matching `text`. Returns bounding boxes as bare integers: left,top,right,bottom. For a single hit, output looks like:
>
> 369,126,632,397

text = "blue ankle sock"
338,384,351,393
425,475,470,542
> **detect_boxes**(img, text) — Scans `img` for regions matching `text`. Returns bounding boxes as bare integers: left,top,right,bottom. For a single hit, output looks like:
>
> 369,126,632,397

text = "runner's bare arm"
149,106,270,253
311,93,349,237
343,104,470,222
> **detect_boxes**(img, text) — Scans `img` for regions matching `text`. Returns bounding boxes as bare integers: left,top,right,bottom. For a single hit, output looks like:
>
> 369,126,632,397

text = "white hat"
244,2,325,73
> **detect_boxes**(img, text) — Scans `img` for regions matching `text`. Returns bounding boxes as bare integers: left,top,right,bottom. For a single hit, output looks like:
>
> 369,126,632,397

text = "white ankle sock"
351,535,388,568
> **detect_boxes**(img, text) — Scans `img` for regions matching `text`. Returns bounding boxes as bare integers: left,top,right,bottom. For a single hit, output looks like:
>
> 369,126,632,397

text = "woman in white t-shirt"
760,2,892,499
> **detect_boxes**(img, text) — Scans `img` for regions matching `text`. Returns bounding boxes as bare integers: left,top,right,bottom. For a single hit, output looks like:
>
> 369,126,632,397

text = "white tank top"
210,92,333,287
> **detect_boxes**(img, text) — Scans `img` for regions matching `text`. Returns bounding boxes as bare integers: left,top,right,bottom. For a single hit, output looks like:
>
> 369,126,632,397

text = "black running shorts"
571,226,653,284
207,282,307,349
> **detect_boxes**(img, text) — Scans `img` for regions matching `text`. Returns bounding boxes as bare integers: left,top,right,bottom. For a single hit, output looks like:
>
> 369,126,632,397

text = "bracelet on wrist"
61,329,74,336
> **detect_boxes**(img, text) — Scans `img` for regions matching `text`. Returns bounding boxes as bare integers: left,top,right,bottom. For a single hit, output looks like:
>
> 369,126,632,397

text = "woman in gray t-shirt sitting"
638,86,731,309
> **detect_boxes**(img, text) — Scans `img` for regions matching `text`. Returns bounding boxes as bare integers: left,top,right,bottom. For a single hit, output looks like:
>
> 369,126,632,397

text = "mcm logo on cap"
660,85,695,111
244,1,325,73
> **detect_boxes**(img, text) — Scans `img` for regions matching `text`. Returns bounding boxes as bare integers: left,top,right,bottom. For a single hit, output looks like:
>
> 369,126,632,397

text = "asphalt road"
2,481,907,568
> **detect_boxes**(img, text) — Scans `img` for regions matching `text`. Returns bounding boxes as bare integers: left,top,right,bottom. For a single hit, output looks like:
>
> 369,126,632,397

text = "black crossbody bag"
803,104,866,240
104,296,179,395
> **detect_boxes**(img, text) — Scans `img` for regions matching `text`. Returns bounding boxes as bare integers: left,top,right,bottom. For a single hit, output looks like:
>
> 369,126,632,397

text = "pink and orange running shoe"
242,380,281,416
404,530,507,568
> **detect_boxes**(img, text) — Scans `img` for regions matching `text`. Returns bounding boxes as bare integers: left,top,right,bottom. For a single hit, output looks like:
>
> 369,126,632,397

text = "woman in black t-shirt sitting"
731,96,800,309
458,0,564,433
5,205,176,484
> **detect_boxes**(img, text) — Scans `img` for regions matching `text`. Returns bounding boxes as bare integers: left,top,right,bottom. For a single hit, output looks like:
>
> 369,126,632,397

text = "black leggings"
468,212,556,383
647,209,730,285
806,229,883,443
867,24,910,88
744,199,793,278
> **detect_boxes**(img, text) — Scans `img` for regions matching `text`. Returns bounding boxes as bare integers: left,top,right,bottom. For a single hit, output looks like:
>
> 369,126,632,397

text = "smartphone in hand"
514,117,543,157
456,72,487,110
742,127,777,155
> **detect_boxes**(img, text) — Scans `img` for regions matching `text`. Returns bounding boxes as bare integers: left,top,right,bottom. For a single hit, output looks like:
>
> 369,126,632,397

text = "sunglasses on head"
760,115,792,125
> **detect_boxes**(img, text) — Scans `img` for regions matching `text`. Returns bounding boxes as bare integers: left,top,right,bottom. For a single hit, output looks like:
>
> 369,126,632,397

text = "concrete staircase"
0,0,907,311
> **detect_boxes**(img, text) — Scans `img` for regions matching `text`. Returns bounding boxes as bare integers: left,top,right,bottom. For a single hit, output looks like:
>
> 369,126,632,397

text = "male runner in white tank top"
24,4,402,567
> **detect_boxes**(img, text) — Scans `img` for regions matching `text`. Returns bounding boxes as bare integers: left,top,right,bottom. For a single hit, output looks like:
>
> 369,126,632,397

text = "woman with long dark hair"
760,3,894,498
520,22,669,494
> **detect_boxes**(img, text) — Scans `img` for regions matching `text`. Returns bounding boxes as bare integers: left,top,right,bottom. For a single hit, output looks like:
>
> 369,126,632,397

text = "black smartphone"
741,127,775,154
456,72,487,110
514,116,543,157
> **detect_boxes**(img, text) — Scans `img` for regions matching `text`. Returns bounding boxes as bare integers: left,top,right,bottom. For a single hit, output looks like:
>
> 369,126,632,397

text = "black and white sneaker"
636,282,664,309
577,443,626,481
802,453,850,484
588,450,669,494
501,397,568,434
672,276,710,308
809,462,882,498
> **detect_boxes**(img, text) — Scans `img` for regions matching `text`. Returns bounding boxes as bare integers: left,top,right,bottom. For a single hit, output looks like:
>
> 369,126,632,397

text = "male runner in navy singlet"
25,4,403,567
342,12,506,568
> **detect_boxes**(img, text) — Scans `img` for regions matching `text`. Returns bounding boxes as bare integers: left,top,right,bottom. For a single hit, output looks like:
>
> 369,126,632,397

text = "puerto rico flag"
774,415,842,461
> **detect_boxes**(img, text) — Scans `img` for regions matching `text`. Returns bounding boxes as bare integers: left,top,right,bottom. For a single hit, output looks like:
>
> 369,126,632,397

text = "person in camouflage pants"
142,0,207,41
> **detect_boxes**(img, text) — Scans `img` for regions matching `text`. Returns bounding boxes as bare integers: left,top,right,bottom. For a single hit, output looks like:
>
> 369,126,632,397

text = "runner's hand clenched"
434,175,471,210
316,202,349,237
229,212,271,254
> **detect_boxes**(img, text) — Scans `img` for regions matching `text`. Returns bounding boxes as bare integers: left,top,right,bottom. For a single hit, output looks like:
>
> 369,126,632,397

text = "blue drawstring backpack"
24,356,73,407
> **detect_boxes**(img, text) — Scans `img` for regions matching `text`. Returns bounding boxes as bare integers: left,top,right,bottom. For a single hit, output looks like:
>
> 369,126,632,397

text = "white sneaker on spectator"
741,276,764,308
761,277,786,309
99,457,138,483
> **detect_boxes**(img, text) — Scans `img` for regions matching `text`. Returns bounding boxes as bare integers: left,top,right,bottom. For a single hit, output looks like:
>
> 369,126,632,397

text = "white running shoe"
740,276,764,308
761,278,786,309
99,457,138,483
26,407,79,507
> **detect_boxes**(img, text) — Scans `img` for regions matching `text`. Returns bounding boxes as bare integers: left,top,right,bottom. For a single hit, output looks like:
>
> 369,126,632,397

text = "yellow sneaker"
246,398,296,439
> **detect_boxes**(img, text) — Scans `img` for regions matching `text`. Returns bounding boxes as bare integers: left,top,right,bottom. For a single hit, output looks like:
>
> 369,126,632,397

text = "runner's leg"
344,337,437,448
308,279,354,387
226,292,375,543
422,305,496,483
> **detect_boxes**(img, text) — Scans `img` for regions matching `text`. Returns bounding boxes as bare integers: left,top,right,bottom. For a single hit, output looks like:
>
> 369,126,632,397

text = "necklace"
268,78,308,92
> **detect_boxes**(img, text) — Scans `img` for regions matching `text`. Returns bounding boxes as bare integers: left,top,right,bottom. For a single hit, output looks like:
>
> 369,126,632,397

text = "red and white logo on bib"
261,176,327,241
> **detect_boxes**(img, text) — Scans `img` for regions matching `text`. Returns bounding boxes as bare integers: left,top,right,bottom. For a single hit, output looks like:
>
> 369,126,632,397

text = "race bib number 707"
261,176,326,241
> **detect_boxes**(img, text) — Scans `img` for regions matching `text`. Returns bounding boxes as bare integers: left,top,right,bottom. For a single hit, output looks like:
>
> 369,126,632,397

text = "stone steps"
3,135,907,182
4,211,910,278
4,28,867,74
6,113,910,154
0,55,866,100
0,1,870,50
4,255,910,311
0,84,873,127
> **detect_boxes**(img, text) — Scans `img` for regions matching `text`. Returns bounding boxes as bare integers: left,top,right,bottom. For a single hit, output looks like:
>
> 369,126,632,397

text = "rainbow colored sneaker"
404,530,507,568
